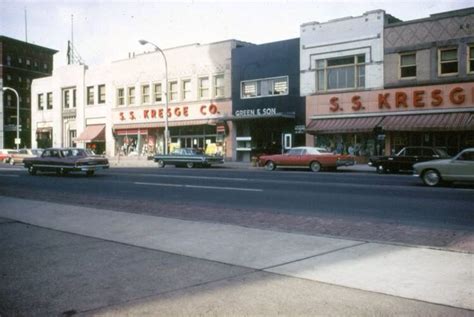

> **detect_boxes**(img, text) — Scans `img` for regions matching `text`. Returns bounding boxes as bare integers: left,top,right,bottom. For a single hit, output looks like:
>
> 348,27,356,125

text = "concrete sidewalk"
0,195,472,312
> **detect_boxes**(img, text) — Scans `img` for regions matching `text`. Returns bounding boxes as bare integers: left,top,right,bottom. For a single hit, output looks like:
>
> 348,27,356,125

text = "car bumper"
336,159,355,167
78,164,109,171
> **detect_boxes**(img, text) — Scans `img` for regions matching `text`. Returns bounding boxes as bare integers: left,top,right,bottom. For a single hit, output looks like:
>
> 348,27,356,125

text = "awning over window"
75,124,105,143
112,119,218,131
380,112,474,131
306,116,383,134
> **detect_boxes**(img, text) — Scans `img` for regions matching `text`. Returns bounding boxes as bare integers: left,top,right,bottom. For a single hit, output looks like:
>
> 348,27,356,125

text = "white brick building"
31,40,250,159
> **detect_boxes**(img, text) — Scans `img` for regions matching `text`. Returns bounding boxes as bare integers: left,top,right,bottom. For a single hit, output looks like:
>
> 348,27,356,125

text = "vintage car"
0,149,16,164
154,148,224,168
259,147,355,172
23,148,109,176
413,148,474,186
368,146,450,174
8,149,43,165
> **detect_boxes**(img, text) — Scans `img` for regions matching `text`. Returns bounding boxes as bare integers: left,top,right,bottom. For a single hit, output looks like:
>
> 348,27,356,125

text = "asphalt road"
0,164,473,251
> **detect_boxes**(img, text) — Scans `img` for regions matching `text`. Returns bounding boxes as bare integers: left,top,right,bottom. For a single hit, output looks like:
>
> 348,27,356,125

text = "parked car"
413,148,474,186
368,146,450,174
23,148,109,176
259,146,355,172
0,149,16,164
154,148,224,168
8,149,43,165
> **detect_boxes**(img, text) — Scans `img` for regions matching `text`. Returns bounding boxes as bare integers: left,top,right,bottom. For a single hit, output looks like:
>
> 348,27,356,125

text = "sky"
1,0,472,69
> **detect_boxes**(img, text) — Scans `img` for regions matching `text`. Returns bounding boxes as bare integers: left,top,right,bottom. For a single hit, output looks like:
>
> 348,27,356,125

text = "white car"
413,148,474,186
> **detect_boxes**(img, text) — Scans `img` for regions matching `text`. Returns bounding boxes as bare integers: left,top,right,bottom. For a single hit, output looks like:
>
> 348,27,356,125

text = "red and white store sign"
113,103,223,124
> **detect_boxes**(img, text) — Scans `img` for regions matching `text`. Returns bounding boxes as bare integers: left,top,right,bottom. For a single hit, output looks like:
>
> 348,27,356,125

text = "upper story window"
63,90,70,109
199,77,209,99
18,57,22,64
182,79,191,100
6,56,11,66
47,92,53,110
127,87,135,105
43,63,48,71
26,59,31,66
98,84,106,104
117,88,125,106
154,83,162,102
400,53,416,79
38,94,44,110
214,74,224,98
241,76,288,99
141,84,150,104
316,54,365,91
169,81,178,101
86,86,94,105
7,95,12,107
468,45,474,74
438,48,458,76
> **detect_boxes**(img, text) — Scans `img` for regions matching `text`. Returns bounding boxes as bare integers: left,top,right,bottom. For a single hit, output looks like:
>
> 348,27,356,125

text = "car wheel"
310,161,322,172
376,165,385,174
157,160,165,168
265,161,276,171
86,170,95,177
422,169,441,187
28,166,37,176
186,162,194,169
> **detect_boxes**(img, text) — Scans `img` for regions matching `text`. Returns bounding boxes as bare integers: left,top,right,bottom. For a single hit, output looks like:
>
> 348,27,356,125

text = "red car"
259,147,355,172
0,149,17,164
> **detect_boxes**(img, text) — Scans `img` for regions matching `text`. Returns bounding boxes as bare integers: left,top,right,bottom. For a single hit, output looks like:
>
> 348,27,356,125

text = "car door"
402,147,422,170
444,150,474,181
281,148,302,167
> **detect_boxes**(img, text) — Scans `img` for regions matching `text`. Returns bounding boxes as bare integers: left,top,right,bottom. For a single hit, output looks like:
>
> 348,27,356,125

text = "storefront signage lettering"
118,104,220,121
329,86,470,112
234,108,277,117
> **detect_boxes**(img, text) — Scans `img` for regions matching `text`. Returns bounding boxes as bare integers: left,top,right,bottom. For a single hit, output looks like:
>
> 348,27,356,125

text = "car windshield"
434,148,449,157
60,149,88,157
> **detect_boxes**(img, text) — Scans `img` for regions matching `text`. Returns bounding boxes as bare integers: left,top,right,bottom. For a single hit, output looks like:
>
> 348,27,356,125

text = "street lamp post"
139,39,169,155
2,87,20,149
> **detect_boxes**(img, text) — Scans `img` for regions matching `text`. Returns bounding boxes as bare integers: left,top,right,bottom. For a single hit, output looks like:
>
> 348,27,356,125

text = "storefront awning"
36,127,52,133
75,125,106,143
306,116,384,134
380,112,474,131
112,119,218,131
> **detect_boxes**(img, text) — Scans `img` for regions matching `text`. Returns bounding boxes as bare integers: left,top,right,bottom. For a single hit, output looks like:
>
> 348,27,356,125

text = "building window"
98,84,106,104
400,53,416,78
7,56,11,66
63,90,70,109
154,83,162,102
117,88,125,106
43,63,48,71
316,54,365,91
141,84,150,104
26,59,31,66
26,78,31,89
169,81,178,101
182,79,191,100
18,57,22,64
439,48,458,75
214,74,224,98
86,86,94,105
7,75,12,81
72,89,76,108
18,76,22,83
38,94,44,110
241,76,288,99
199,77,209,99
34,61,38,69
69,130,77,147
47,92,53,110
7,95,12,107
128,87,135,105
468,45,474,74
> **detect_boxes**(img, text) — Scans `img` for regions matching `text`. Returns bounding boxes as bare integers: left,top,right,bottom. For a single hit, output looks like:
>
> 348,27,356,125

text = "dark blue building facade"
231,38,305,161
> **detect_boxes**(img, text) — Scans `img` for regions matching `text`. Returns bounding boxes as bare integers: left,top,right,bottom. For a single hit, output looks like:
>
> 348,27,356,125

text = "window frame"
117,88,125,106
240,76,289,99
169,81,178,102
438,47,458,76
316,54,366,92
153,83,162,103
127,86,135,105
468,44,474,74
86,86,95,105
182,79,192,101
198,77,209,99
38,94,44,111
213,74,225,98
399,52,417,79
98,84,106,104
141,84,150,104
46,92,53,110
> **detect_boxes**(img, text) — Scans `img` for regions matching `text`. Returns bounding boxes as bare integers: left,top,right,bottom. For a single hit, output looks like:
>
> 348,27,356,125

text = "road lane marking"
0,168,23,171
134,181,263,192
0,174,20,177
108,172,249,182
